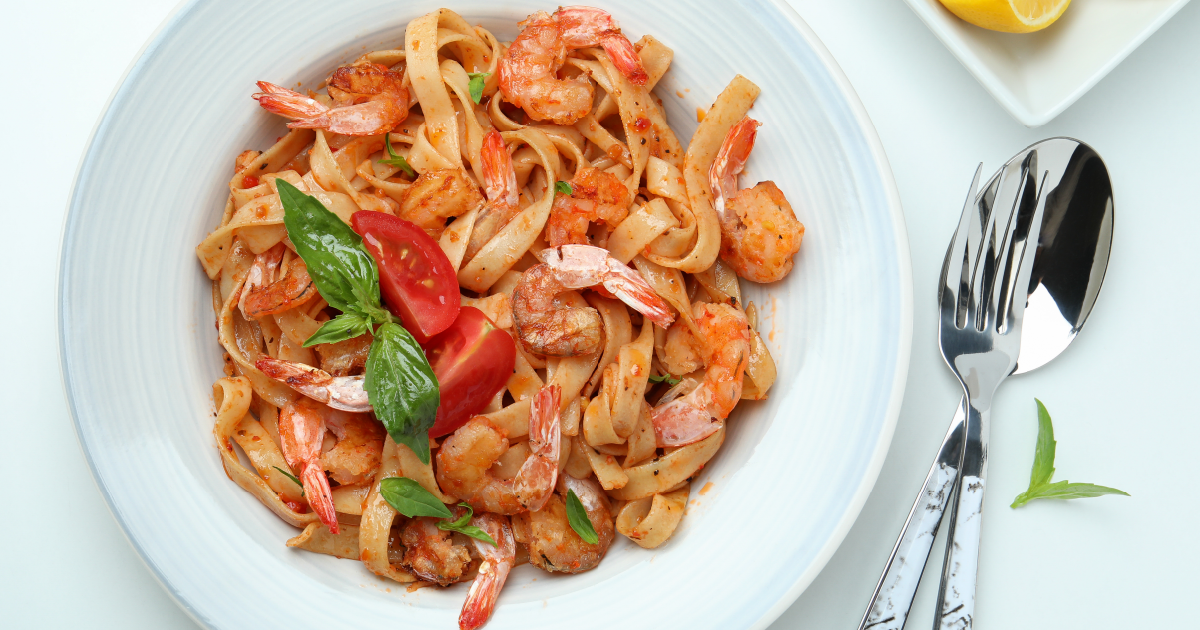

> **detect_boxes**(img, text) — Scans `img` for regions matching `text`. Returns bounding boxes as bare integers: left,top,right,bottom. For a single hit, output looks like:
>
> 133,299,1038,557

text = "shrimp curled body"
651,303,751,447
709,117,804,283
547,167,631,247
511,245,674,357
499,7,647,125
253,63,410,136
436,385,562,514
527,475,615,574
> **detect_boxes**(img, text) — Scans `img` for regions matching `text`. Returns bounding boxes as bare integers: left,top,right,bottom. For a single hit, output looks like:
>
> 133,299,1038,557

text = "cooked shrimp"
320,409,385,485
511,244,674,357
512,385,561,511
547,167,631,247
499,6,647,125
399,168,485,240
278,398,340,533
464,131,521,261
528,475,615,574
436,385,562,513
256,357,371,413
709,117,804,283
253,63,410,136
239,246,318,319
459,513,516,630
400,513,473,586
651,302,751,446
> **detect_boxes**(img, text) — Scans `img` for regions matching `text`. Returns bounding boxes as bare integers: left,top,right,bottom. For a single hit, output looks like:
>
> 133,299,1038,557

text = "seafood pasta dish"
195,6,804,628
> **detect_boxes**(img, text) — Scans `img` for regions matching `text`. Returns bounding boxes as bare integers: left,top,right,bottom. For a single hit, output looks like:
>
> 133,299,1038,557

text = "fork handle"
858,399,968,630
934,401,990,630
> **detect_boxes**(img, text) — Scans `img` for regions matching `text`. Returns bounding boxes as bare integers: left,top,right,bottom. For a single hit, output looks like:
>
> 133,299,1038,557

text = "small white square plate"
901,0,1190,126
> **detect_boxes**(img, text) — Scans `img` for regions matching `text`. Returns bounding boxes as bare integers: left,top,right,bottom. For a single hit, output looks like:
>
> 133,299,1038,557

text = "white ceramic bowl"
902,0,1191,126
59,1,911,628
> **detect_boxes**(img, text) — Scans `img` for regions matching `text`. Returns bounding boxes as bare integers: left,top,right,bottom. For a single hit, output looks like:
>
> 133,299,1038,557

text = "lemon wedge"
936,0,1071,33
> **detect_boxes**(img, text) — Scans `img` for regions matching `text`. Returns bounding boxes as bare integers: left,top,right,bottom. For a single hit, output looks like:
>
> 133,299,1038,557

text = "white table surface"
5,0,1197,627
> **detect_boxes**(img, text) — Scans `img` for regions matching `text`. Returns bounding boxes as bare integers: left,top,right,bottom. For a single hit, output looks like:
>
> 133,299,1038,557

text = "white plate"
58,1,911,628
902,0,1191,126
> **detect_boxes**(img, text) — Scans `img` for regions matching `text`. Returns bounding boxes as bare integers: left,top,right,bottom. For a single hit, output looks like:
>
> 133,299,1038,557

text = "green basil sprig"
272,466,304,496
277,180,440,463
437,503,497,546
380,133,416,177
467,72,490,104
565,489,599,544
380,478,496,545
648,373,681,386
554,180,573,195
1010,399,1129,508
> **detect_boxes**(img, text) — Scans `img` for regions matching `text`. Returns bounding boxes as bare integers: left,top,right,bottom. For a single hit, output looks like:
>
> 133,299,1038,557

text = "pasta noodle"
195,6,804,627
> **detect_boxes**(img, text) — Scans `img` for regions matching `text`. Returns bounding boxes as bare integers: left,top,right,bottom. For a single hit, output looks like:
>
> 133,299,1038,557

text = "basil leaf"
380,133,416,177
302,312,372,347
554,180,573,195
278,180,385,318
565,489,599,544
467,72,490,104
648,373,681,385
1016,481,1130,505
365,322,440,464
434,502,497,546
443,524,498,546
379,477,453,518
1010,399,1129,508
272,466,304,496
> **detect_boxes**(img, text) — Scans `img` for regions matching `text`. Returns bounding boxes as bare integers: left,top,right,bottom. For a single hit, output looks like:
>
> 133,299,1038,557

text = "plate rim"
56,1,913,628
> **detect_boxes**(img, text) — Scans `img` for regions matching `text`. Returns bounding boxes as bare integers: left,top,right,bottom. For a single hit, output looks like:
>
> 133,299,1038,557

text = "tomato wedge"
424,307,517,437
351,211,460,343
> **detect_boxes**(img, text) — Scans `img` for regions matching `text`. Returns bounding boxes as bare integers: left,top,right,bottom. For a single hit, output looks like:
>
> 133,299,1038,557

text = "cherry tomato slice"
351,211,460,343
424,307,517,437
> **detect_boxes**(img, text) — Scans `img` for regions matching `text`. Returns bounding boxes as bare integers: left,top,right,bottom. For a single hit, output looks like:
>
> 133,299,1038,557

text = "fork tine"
1001,168,1050,333
970,152,1030,330
986,153,1035,327
940,164,983,326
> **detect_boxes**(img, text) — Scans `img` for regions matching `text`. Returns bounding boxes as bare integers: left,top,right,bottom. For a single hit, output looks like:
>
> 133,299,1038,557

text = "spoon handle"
934,400,991,630
858,398,968,630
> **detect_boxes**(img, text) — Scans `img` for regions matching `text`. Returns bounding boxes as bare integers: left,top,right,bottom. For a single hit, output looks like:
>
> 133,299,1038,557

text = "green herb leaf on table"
1010,399,1130,508
302,311,373,347
648,373,681,386
466,72,491,104
278,180,388,321
565,489,599,544
554,180,573,195
436,502,497,546
365,322,441,464
380,477,453,519
272,466,304,496
380,133,416,177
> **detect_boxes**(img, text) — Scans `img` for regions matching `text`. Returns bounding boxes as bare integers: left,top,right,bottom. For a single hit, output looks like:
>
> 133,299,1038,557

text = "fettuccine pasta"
196,6,804,629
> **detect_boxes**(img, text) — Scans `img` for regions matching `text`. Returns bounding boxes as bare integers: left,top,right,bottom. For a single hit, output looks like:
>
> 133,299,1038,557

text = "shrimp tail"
601,260,675,329
481,130,519,209
256,358,372,413
708,117,761,222
459,514,515,630
600,35,648,85
301,460,340,534
252,81,329,120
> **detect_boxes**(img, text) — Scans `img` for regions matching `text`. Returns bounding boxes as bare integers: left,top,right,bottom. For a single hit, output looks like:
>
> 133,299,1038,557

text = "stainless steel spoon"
859,138,1114,630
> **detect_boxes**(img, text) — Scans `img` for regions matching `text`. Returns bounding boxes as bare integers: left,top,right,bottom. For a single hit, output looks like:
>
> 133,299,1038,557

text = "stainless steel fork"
931,151,1047,630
